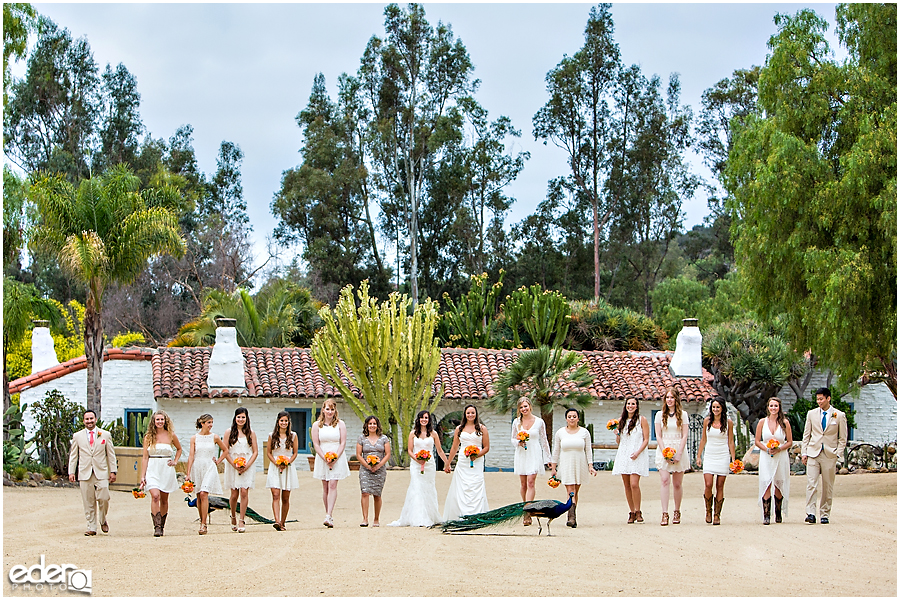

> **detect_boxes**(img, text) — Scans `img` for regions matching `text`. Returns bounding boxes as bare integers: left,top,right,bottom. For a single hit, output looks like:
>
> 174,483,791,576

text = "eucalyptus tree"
28,164,186,414
95,63,144,172
358,3,477,306
3,3,38,105
533,3,621,301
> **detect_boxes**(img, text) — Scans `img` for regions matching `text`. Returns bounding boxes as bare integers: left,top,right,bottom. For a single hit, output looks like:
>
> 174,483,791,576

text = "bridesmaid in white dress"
140,410,182,537
612,398,650,523
265,411,299,531
511,398,551,526
443,404,491,521
311,399,349,528
696,398,735,525
185,414,227,535
754,397,792,525
389,411,450,527
654,386,689,526
550,408,596,528
223,407,258,534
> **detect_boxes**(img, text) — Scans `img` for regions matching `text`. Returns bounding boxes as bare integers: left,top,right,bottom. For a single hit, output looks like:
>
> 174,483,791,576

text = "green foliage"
567,298,668,351
724,5,897,397
126,412,150,447
96,417,127,447
651,271,752,339
10,464,28,481
501,284,571,349
29,389,83,475
439,271,508,349
3,402,34,466
312,281,444,467
2,3,38,106
786,395,857,442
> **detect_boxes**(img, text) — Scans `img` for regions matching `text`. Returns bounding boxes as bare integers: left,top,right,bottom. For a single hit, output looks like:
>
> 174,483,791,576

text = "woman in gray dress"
356,416,391,527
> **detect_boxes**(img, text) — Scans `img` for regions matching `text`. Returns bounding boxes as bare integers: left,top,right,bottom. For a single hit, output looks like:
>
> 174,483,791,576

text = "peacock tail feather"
437,502,529,533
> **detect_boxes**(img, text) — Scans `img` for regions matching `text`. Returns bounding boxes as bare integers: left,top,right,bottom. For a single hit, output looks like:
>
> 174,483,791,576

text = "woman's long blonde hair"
316,399,339,427
661,386,683,429
143,410,174,447
516,398,534,421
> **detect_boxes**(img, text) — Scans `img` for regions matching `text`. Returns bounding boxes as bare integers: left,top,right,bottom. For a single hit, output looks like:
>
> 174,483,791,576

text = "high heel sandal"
231,515,237,532
198,524,207,535
634,510,644,523
660,512,669,526
672,510,681,525
237,519,245,533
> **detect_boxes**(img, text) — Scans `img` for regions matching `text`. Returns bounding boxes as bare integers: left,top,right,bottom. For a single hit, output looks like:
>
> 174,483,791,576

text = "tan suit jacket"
68,428,118,480
802,407,848,461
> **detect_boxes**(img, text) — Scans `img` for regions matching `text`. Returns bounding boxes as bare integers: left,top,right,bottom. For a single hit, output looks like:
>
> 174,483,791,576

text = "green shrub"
11,465,27,481
30,389,83,476
568,299,668,351
787,395,857,442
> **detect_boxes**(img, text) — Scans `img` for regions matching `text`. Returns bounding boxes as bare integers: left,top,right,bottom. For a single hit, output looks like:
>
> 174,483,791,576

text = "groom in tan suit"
68,410,117,535
801,387,848,524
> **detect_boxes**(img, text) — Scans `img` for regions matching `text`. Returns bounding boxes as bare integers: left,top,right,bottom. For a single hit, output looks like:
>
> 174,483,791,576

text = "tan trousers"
805,454,837,519
79,473,110,532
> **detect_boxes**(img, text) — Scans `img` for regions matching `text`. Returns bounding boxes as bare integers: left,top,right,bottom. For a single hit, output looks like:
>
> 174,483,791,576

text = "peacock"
184,495,281,525
436,492,574,536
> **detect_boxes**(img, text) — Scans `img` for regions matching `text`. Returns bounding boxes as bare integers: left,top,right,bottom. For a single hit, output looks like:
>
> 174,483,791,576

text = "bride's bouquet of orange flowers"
606,419,619,431
366,454,380,467
662,447,676,463
274,456,291,468
729,459,744,474
547,475,561,488
766,439,780,452
464,445,479,467
233,457,246,469
324,452,338,469
414,449,431,473
132,487,146,499
180,480,194,493
516,430,530,450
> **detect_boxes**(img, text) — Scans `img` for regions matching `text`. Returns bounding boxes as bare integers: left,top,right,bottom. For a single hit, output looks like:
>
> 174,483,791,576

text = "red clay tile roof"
8,348,155,395
12,346,718,404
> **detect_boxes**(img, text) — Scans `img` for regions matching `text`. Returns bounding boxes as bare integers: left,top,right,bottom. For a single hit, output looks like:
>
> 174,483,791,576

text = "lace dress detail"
655,411,689,472
758,420,790,519
224,435,255,489
145,443,178,493
190,434,222,494
511,417,551,476
389,435,441,527
357,434,389,495
612,419,649,476
265,435,299,490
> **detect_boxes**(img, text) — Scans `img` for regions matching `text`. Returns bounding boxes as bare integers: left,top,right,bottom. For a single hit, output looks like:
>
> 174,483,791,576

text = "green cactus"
440,271,507,349
501,284,571,348
312,281,444,467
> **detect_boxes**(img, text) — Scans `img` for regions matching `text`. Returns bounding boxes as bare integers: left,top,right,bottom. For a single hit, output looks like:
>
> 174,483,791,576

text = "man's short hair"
815,387,831,399
83,409,97,418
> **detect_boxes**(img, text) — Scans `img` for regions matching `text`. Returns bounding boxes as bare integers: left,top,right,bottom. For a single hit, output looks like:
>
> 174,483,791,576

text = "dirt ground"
2,470,896,597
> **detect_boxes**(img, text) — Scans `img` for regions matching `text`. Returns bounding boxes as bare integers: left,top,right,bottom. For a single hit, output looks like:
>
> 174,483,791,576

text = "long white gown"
758,419,790,519
443,430,489,521
389,435,442,527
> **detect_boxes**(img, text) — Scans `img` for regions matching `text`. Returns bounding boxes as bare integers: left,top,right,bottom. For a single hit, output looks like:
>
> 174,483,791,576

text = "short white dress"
145,443,178,493
612,418,649,476
224,435,255,489
655,410,689,472
702,421,731,476
190,434,223,494
266,435,299,490
312,423,350,481
552,427,593,485
511,417,551,476
758,419,790,520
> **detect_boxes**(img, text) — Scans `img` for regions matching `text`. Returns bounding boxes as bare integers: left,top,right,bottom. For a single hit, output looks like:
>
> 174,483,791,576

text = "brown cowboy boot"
713,497,724,525
774,496,783,523
566,504,576,528
152,512,162,537
160,513,167,536
704,494,714,524
762,498,771,525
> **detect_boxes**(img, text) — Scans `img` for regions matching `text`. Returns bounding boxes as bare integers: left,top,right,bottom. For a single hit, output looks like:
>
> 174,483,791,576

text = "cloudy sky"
23,2,842,274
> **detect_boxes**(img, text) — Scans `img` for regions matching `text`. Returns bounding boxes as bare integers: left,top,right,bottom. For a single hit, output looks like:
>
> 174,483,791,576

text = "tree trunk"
84,291,104,416
539,401,554,449
3,368,10,441
878,355,897,399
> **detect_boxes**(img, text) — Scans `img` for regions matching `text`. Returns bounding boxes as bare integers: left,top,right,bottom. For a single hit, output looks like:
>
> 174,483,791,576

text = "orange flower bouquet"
547,475,561,488
766,439,780,452
132,487,146,499
729,459,744,474
516,430,530,450
366,454,380,467
324,452,338,469
464,445,480,467
662,447,676,463
606,419,619,431
233,457,246,470
274,456,291,468
180,480,195,493
414,449,431,474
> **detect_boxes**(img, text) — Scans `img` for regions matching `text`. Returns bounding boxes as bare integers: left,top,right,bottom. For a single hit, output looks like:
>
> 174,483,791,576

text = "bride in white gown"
389,411,450,527
443,404,490,521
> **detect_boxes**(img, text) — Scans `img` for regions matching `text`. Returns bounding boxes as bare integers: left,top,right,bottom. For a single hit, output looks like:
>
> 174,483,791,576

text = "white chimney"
31,320,59,373
669,318,703,378
207,318,246,389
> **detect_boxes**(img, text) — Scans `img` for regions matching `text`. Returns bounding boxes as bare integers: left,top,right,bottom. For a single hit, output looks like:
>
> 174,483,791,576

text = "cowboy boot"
160,513,167,536
152,512,162,537
774,496,783,523
704,494,714,524
713,497,724,525
566,504,576,528
762,498,771,525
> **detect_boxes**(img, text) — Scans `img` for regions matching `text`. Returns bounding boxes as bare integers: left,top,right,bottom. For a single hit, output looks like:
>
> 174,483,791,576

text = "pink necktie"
90,430,94,446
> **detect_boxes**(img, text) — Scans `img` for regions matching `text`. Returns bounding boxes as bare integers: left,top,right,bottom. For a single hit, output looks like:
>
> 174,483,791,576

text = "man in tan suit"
801,387,848,524
68,410,117,535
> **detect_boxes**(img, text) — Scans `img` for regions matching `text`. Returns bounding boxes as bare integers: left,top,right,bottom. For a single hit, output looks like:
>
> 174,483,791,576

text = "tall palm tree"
488,345,595,444
29,164,185,415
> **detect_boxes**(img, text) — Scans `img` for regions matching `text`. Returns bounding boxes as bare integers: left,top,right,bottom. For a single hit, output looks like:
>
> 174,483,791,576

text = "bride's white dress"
443,430,489,521
388,435,442,527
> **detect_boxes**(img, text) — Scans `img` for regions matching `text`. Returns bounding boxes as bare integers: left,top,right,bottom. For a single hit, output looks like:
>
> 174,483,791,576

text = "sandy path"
2,471,896,597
